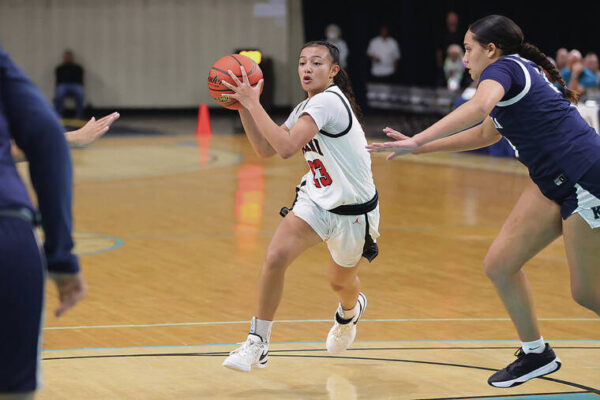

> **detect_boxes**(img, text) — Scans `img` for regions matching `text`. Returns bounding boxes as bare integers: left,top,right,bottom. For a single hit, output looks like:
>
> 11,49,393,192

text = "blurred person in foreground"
0,45,87,399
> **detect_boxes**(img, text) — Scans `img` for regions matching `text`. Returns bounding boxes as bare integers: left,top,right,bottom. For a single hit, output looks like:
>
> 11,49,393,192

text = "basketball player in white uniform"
220,41,380,372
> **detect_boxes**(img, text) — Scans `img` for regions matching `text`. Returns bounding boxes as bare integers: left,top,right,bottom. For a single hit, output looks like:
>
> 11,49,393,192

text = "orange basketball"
207,54,263,110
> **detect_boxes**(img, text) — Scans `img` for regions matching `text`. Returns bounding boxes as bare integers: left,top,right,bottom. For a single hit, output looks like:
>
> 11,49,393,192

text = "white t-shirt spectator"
329,39,349,69
367,36,401,77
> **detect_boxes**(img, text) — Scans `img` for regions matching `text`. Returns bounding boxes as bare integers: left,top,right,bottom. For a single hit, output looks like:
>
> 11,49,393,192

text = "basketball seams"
210,67,258,81
231,55,256,76
208,54,263,110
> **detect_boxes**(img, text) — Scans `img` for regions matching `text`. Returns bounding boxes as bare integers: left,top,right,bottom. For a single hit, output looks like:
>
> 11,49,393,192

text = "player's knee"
329,280,347,293
328,273,356,293
571,285,600,313
483,252,519,283
483,253,505,282
263,247,290,272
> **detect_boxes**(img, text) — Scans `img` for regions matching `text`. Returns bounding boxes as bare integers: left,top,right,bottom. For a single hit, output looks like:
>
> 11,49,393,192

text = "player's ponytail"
301,40,363,120
469,15,579,104
333,67,363,120
518,43,579,104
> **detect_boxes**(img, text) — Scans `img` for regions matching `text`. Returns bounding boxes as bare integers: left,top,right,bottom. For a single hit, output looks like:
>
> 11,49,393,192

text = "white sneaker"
326,292,367,354
222,334,269,372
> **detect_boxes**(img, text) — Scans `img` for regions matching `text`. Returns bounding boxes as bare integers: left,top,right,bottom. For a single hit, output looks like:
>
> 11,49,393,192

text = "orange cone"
196,104,212,136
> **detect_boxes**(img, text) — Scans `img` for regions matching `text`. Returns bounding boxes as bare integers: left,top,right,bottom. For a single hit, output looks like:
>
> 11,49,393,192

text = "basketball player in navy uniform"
0,46,85,399
220,41,380,372
368,15,600,388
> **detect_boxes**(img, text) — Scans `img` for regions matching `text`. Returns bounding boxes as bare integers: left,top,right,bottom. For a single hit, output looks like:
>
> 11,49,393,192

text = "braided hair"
469,15,579,104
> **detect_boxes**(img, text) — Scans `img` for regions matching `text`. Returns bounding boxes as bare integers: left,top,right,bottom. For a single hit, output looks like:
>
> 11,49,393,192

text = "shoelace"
230,339,263,359
506,347,527,373
514,348,525,358
331,317,354,340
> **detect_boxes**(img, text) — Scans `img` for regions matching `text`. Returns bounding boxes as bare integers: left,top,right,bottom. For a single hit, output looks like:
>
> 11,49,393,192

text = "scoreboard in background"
235,49,262,65
234,48,274,111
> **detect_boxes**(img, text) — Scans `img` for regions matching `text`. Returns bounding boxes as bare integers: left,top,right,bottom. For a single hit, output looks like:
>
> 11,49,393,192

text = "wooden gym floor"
17,117,599,399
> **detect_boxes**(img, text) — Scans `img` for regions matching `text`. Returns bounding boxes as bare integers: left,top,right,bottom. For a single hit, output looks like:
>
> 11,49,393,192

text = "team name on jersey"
302,138,324,156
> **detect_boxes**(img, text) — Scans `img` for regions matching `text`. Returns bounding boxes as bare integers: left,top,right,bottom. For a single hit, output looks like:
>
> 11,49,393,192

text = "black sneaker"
488,343,561,387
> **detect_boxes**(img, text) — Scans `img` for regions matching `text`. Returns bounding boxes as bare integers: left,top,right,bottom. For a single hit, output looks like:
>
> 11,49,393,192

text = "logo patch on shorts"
592,206,600,219
353,218,360,224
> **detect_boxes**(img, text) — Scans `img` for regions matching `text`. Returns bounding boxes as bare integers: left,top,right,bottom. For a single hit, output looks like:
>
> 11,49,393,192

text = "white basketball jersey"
284,85,376,210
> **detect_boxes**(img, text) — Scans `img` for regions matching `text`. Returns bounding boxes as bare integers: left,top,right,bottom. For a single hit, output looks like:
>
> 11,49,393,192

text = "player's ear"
486,42,499,58
330,64,340,79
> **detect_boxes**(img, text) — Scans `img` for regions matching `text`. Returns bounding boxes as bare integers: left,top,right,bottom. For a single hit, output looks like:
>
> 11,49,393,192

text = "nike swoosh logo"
354,298,364,325
259,351,268,361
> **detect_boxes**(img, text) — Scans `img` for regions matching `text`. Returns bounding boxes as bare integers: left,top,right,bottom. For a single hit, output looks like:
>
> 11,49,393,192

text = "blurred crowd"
323,11,598,97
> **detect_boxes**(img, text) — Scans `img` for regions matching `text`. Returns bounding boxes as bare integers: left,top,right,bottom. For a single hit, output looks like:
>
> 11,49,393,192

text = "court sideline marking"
43,317,600,330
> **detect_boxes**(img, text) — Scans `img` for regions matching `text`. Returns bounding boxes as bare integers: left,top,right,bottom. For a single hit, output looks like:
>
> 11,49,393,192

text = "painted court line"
43,317,600,331
465,395,599,400
41,338,600,353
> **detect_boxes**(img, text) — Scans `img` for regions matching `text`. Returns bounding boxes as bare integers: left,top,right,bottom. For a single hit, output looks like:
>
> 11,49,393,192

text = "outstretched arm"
414,116,501,154
414,80,504,145
368,117,502,159
65,112,119,146
11,111,120,162
367,80,505,159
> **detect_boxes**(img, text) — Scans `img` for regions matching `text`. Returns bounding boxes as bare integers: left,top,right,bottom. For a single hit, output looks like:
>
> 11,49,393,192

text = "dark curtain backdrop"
301,0,600,107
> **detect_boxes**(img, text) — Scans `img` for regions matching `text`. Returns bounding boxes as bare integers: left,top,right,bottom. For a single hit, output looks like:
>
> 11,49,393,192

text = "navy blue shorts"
0,216,45,393
560,159,600,228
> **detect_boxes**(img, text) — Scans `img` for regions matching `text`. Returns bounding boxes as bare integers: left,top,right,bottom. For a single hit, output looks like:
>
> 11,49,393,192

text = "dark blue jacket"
0,46,78,273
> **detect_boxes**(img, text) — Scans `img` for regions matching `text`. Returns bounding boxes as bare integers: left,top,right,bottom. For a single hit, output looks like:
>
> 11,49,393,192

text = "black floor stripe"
43,346,600,394
416,390,597,400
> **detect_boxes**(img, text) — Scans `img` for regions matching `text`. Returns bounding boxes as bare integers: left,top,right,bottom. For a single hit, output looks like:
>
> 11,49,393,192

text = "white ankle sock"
339,299,359,320
250,317,272,342
521,337,545,354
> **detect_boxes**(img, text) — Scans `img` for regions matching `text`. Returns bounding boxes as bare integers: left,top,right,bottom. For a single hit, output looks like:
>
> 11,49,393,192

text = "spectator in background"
560,49,598,96
325,24,349,69
54,49,85,119
367,24,400,83
435,11,463,87
555,48,568,71
443,44,465,91
584,52,600,85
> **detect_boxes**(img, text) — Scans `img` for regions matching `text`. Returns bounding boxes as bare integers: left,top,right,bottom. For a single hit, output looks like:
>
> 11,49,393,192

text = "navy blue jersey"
0,46,78,273
479,55,600,201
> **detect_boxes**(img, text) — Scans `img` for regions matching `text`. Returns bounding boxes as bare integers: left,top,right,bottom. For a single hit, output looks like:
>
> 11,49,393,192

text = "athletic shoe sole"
222,353,268,372
489,357,561,388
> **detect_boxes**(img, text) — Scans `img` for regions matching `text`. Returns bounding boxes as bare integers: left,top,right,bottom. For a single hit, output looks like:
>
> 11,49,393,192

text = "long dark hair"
469,15,579,104
301,40,363,119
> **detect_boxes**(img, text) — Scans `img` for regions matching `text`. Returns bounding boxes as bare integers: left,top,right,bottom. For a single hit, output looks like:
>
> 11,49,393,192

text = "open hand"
221,66,264,109
366,127,419,160
66,111,120,146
